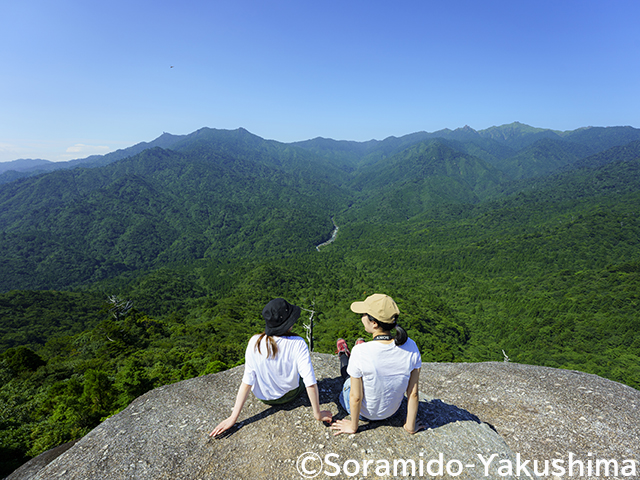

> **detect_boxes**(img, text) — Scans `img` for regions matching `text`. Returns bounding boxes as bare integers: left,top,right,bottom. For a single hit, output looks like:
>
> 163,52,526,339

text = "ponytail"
255,330,300,359
255,332,278,359
370,314,408,346
393,324,408,346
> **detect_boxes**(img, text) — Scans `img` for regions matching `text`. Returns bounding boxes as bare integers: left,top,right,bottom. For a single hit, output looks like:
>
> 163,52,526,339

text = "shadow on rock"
418,397,484,429
320,374,488,434
214,374,491,439
360,395,486,432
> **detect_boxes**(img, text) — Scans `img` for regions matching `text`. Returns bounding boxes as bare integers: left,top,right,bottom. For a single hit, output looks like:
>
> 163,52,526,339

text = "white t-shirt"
347,338,422,420
242,334,316,401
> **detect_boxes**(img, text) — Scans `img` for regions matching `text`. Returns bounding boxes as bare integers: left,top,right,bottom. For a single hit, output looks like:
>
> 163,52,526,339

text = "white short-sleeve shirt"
347,338,422,420
242,335,316,401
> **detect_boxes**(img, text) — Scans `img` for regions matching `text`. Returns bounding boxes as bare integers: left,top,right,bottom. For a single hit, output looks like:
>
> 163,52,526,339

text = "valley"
1,122,639,475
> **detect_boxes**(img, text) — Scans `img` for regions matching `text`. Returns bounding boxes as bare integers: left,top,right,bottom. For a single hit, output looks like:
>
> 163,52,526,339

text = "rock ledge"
8,355,640,479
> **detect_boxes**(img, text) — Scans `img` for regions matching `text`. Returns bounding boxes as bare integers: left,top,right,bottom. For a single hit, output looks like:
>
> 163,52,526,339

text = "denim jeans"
339,377,369,420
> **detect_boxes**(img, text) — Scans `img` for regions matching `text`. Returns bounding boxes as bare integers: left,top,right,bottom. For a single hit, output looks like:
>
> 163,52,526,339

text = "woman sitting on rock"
210,298,333,437
330,293,423,435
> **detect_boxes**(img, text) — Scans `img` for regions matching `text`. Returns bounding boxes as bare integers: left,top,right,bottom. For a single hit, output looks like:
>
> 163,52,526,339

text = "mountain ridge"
0,144,349,290
1,122,639,476
4,122,639,178
2,126,640,291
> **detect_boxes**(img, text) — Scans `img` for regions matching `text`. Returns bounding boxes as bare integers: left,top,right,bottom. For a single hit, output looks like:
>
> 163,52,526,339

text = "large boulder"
8,355,640,479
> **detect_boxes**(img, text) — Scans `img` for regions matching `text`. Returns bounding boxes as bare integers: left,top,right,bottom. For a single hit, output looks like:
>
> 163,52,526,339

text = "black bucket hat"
262,298,301,336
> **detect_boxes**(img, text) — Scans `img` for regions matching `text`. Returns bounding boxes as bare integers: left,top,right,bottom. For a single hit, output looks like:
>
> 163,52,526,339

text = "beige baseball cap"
350,293,400,323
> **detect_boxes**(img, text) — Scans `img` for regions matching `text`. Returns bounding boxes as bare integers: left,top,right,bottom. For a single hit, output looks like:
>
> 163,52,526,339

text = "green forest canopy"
1,123,639,476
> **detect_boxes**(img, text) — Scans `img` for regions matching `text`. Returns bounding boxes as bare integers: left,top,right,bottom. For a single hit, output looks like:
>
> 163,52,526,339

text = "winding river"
316,218,339,251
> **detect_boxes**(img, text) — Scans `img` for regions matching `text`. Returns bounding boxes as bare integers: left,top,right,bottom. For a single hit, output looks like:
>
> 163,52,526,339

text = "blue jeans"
339,377,352,412
339,377,369,420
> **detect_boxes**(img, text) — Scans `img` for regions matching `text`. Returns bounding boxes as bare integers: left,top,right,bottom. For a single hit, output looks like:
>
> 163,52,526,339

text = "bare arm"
330,376,363,435
305,383,333,423
403,368,422,434
209,381,252,437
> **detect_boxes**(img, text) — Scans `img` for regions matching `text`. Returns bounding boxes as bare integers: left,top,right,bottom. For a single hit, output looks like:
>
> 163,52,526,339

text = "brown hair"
255,331,299,359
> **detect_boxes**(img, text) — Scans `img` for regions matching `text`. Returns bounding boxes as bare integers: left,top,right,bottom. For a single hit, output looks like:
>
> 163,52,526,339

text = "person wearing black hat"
210,298,332,437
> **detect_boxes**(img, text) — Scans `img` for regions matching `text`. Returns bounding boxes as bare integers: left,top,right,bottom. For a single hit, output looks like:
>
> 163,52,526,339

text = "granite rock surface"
8,354,640,479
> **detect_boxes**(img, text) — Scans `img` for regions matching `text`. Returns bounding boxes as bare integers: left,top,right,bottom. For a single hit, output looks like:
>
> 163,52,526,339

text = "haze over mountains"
1,121,640,292
3,122,640,179
2,121,639,476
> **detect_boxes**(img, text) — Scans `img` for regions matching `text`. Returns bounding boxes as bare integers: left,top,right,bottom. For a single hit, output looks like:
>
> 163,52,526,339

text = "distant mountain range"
0,158,52,174
3,122,640,184
0,132,184,181
2,119,640,480
1,121,640,291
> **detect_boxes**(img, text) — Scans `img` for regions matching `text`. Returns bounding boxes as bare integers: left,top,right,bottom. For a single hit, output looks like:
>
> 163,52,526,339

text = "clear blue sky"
1,0,639,162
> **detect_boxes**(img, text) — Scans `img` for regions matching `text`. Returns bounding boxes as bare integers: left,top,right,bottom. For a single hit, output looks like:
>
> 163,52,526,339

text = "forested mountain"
562,125,640,152
0,159,52,175
0,133,185,185
567,139,640,171
292,125,515,169
1,123,640,476
478,121,565,149
167,127,351,185
0,145,347,291
487,138,592,179
343,140,509,222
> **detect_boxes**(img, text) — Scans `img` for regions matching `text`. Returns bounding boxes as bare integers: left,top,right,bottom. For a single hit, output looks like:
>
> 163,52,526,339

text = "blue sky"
1,0,639,162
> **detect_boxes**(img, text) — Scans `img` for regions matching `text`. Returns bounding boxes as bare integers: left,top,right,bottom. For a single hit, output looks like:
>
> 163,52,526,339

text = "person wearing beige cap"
330,293,423,435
